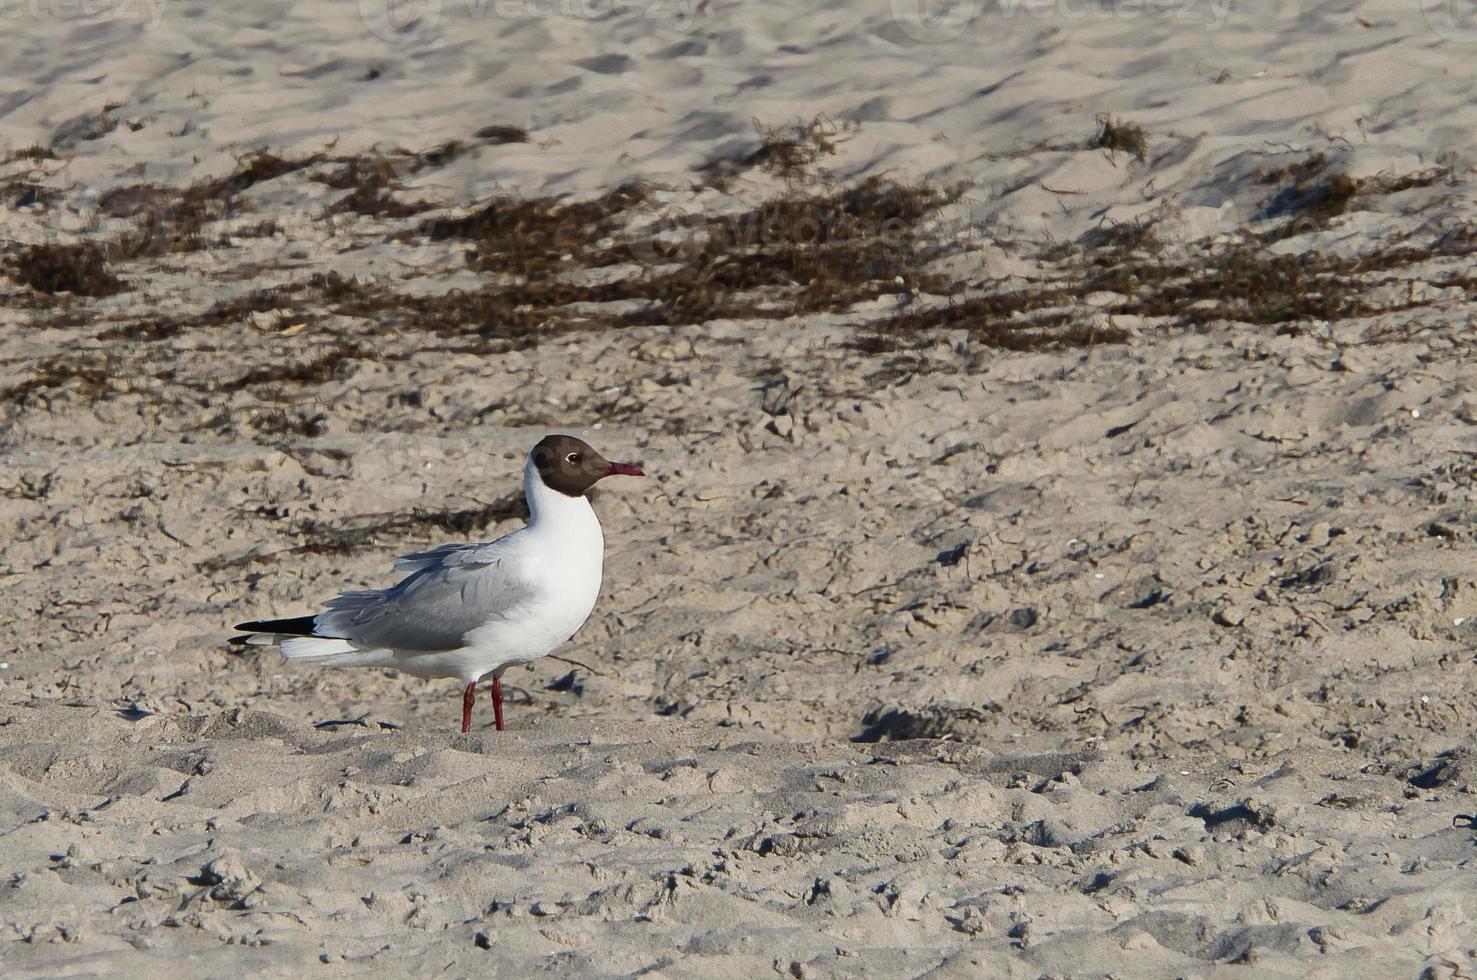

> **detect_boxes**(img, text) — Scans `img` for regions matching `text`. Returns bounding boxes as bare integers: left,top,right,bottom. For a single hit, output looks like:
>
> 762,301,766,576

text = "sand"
4,0,1477,975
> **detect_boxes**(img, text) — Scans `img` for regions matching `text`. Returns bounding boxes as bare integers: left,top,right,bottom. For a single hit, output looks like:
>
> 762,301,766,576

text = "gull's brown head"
530,434,645,497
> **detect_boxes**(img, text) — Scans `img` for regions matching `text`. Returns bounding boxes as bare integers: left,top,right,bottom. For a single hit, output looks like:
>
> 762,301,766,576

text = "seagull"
233,434,645,733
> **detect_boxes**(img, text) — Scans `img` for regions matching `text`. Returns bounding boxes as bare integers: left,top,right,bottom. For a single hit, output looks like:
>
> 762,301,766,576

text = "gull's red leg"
491,676,505,732
461,681,476,733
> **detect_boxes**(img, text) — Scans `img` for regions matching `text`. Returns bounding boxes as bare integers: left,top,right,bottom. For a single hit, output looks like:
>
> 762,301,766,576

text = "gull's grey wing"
392,542,482,574
315,539,533,652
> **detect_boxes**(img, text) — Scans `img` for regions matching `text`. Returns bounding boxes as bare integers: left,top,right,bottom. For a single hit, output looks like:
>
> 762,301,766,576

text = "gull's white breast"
391,466,607,682
462,521,605,667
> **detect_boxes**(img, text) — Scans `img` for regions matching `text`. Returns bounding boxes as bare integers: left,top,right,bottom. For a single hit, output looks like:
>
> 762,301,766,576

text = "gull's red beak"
603,462,645,478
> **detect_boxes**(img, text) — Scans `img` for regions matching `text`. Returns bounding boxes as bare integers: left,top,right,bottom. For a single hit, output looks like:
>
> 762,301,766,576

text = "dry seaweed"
195,150,326,199
594,176,962,325
8,145,55,161
423,182,650,276
319,156,433,217
12,243,125,296
474,125,530,144
199,494,527,572
110,151,336,259
1257,153,1451,241
104,279,325,342
0,355,118,403
7,124,1476,416
857,219,1477,359
220,343,369,392
700,116,851,185
1091,116,1148,163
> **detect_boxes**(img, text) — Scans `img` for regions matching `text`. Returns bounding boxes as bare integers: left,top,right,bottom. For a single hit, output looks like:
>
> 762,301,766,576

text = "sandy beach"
3,0,1477,974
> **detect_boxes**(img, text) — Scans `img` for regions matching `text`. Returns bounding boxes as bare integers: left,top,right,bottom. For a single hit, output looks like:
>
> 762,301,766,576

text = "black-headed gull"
234,434,645,732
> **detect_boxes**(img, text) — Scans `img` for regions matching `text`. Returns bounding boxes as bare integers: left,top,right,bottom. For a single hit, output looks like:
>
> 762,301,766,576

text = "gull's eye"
565,452,580,464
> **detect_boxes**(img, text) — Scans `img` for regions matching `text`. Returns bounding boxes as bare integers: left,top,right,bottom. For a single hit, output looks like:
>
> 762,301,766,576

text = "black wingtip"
234,615,319,636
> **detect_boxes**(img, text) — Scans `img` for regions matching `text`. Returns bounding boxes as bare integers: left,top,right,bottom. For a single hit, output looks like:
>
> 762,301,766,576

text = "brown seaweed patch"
322,178,959,343
194,150,327,199
599,176,963,325
110,190,216,258
329,278,581,347
200,494,528,571
6,145,55,162
292,177,953,340
1091,116,1148,163
220,343,369,393
12,243,125,296
857,295,1122,354
0,354,118,404
103,278,331,342
110,151,334,259
700,116,852,186
423,182,650,276
1079,218,1162,254
1084,247,1361,324
474,125,530,144
316,156,435,217
859,217,1477,359
1258,154,1451,240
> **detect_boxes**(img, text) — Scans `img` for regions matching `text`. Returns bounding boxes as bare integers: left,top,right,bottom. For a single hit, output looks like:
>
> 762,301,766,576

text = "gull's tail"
232,615,360,661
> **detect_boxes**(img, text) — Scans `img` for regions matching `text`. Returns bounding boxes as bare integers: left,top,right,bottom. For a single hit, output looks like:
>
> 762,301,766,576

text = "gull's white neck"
523,456,603,542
